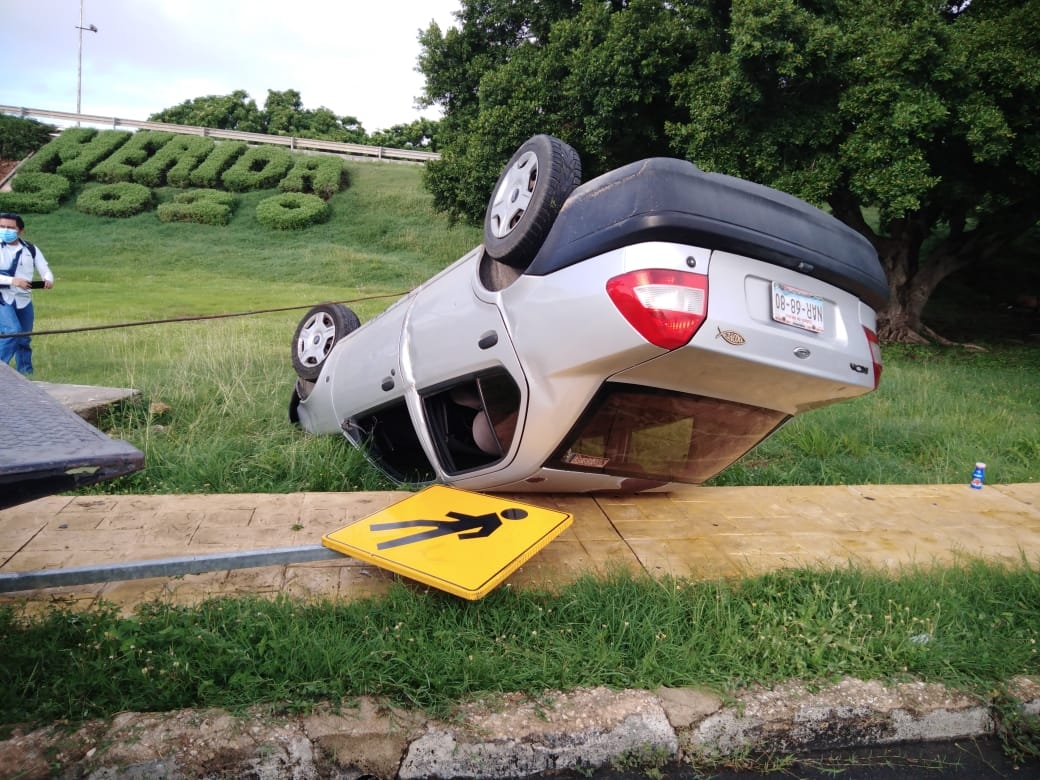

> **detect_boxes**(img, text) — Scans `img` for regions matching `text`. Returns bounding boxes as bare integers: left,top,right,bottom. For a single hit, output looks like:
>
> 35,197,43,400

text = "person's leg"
12,302,34,375
0,303,18,368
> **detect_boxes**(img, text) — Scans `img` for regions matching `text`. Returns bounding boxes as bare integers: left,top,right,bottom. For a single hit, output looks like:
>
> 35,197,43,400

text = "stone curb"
2,676,1037,779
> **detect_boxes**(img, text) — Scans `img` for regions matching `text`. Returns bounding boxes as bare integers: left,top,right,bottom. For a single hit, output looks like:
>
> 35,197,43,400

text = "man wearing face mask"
0,212,54,375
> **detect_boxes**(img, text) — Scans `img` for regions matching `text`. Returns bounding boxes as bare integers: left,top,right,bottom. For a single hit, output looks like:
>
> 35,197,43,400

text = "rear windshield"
548,386,788,484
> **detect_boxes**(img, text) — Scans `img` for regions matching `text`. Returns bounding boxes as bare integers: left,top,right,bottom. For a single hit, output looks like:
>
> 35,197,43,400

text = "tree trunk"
877,243,971,343
829,186,1040,345
873,221,935,343
829,192,944,343
863,200,1040,344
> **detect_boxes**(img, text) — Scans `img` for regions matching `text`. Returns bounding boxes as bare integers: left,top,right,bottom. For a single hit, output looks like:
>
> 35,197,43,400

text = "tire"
291,303,360,381
483,135,581,269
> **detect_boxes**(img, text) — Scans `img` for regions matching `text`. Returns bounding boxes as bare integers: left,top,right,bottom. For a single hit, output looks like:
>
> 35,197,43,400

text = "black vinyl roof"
527,158,888,311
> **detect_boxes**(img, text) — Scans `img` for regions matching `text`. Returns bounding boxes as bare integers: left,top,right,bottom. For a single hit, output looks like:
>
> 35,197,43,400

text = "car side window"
549,385,788,484
423,372,521,475
346,401,437,485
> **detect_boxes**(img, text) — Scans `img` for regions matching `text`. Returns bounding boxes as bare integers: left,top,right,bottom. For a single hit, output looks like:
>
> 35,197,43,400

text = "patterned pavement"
1,483,1038,612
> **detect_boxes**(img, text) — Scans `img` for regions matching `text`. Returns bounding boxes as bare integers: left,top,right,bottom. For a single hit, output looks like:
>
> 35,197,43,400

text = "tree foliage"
148,89,413,148
0,114,57,160
418,0,695,221
369,118,442,152
671,0,1040,342
150,90,265,132
417,0,1040,342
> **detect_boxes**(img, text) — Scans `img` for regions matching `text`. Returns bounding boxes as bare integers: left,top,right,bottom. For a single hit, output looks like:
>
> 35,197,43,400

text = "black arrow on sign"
371,508,528,550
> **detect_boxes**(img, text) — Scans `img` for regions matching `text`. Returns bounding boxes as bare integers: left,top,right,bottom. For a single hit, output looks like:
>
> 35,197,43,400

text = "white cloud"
1,0,460,131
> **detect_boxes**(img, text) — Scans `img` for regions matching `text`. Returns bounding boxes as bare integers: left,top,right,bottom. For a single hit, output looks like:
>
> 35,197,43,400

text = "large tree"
149,90,369,144
149,90,265,132
369,118,442,152
418,0,1040,342
418,0,589,220
670,0,1040,342
419,0,696,220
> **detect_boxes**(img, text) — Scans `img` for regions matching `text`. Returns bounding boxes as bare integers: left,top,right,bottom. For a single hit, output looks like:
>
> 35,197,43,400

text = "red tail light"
606,269,709,349
864,326,882,388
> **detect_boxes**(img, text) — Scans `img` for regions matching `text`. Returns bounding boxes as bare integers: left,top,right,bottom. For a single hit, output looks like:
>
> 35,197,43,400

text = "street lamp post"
75,0,98,119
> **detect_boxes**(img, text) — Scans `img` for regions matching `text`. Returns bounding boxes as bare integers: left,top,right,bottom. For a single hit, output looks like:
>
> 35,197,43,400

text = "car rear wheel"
292,303,360,381
483,135,581,269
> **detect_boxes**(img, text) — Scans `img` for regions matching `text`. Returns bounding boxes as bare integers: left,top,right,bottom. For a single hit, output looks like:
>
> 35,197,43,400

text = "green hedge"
20,128,131,183
279,155,347,200
164,137,219,188
0,192,58,214
10,129,353,229
222,146,294,192
92,131,176,184
255,192,330,229
0,172,71,213
76,182,154,217
131,134,215,188
188,141,247,188
157,189,236,226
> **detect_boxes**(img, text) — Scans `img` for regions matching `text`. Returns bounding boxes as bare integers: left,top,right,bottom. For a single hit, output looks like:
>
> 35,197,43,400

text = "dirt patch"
0,159,18,179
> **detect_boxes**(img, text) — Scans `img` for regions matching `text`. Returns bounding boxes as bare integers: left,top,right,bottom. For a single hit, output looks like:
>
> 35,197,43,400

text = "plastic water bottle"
970,462,986,490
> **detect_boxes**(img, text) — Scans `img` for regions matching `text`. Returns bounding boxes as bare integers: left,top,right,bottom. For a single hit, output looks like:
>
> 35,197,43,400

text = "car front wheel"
291,303,360,381
483,135,581,269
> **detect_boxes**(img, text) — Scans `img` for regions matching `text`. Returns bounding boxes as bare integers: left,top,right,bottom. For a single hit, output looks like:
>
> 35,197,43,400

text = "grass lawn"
15,161,1040,493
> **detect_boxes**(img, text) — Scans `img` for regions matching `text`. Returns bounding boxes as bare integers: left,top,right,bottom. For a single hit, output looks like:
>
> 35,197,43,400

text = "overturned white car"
290,136,886,493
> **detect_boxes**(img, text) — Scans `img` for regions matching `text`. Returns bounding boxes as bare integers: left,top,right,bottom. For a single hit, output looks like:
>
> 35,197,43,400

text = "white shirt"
0,240,53,309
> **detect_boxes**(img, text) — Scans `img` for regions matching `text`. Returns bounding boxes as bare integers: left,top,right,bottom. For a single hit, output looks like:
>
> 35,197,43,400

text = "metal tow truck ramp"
0,364,144,510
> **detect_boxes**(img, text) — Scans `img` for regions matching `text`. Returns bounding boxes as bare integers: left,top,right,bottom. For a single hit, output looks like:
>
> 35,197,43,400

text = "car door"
402,254,527,475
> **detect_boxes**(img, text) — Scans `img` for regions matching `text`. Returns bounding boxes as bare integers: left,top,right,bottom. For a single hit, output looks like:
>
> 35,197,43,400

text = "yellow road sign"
322,485,573,599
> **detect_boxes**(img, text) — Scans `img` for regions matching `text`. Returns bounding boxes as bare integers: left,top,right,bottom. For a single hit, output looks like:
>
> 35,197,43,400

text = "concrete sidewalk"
1,482,1038,611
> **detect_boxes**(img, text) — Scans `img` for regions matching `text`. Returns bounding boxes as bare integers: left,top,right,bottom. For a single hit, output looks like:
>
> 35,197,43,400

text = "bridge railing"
0,105,440,163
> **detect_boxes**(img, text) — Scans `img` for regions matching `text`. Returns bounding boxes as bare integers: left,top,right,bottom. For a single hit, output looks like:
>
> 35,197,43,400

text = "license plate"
771,282,826,333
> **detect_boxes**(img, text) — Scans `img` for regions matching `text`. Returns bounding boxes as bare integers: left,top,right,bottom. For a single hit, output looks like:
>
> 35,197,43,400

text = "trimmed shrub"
157,189,236,226
0,172,73,213
12,172,72,198
164,137,218,188
255,192,329,230
92,130,176,184
19,128,131,183
0,191,60,214
19,128,96,174
278,154,347,200
222,145,293,192
76,182,154,217
189,141,247,188
133,134,214,188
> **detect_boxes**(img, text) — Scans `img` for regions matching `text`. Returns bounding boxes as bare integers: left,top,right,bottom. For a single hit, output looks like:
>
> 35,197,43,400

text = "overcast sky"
1,0,461,132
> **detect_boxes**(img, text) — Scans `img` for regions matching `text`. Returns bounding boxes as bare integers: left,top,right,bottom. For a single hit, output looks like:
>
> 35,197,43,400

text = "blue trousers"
0,301,35,375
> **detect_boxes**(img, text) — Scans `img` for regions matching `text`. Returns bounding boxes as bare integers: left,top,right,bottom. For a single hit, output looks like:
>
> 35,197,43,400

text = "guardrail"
0,105,440,163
